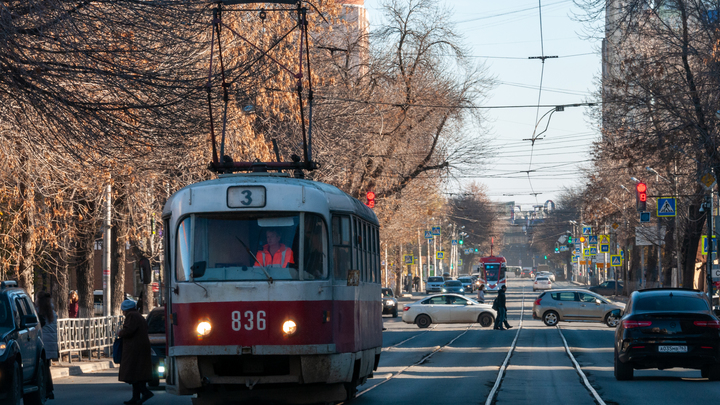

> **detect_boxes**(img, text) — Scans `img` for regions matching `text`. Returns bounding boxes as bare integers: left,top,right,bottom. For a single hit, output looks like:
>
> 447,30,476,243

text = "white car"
538,271,555,282
533,276,552,291
402,294,497,328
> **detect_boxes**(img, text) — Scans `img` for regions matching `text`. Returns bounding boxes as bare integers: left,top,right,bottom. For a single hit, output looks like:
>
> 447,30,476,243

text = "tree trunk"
76,221,96,318
18,183,35,294
111,194,127,315
682,202,704,288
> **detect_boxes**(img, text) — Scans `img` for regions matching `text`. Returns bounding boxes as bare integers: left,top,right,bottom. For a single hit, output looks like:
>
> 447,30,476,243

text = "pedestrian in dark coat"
493,285,512,330
36,292,58,400
117,300,154,404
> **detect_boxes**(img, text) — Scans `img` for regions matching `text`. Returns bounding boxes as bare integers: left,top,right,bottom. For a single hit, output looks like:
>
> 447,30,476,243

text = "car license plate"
658,345,688,353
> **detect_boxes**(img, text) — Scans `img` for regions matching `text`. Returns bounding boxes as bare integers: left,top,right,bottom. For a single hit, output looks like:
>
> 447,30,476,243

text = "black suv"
382,288,398,317
0,280,47,405
146,306,167,387
614,288,720,380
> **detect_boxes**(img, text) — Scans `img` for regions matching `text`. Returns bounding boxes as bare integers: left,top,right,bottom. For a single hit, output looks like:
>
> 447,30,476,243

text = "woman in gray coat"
36,292,58,399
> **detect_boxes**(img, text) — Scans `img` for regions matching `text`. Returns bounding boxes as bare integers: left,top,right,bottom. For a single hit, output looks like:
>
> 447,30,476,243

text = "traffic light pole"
706,192,714,303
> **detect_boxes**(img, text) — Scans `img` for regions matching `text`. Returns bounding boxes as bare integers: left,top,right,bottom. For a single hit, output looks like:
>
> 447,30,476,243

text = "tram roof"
163,172,379,225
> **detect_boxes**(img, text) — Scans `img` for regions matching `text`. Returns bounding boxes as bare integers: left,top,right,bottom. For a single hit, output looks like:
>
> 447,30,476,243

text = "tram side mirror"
191,261,207,279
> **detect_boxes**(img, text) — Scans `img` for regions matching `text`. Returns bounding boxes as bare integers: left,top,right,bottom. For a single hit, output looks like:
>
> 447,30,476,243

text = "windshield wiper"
236,236,273,284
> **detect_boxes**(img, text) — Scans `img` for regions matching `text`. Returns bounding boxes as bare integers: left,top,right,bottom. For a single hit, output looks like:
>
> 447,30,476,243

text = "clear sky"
362,0,601,208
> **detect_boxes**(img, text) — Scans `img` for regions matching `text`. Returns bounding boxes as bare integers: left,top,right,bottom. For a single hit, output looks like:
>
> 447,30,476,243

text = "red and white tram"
162,173,382,404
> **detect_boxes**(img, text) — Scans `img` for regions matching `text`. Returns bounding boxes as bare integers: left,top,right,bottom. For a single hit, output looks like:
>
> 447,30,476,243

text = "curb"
51,360,117,380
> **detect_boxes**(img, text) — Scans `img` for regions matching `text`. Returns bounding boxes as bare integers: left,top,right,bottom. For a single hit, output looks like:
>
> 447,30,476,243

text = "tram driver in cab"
255,229,295,268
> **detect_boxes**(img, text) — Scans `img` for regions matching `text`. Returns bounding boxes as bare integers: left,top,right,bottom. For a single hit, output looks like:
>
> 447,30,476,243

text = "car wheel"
614,347,633,380
392,307,398,318
23,359,47,405
605,312,620,328
478,313,494,328
416,314,432,329
707,364,720,381
1,361,22,405
542,311,559,327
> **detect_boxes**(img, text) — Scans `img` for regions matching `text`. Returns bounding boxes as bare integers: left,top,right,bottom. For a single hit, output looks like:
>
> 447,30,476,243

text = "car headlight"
196,321,212,337
385,300,395,306
0,342,5,356
283,320,297,335
442,289,447,292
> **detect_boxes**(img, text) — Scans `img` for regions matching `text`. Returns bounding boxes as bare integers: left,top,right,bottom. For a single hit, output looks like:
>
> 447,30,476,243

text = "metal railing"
57,316,124,362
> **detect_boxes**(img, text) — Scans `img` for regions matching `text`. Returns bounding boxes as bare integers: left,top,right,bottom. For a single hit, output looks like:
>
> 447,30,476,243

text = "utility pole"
102,183,112,317
417,229,424,292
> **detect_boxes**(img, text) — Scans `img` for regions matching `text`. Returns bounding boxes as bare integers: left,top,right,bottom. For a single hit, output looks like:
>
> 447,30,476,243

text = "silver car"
402,294,496,328
532,288,623,327
425,276,445,294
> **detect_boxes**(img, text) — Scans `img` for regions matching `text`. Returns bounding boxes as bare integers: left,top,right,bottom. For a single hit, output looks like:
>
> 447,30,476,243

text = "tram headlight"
196,321,212,337
282,320,297,335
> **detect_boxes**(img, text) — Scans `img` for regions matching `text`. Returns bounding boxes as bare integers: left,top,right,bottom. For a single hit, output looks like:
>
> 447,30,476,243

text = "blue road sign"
640,211,651,222
611,255,622,266
601,244,609,253
590,246,598,255
702,235,717,255
431,227,441,235
451,239,457,245
657,197,677,217
575,242,581,249
588,235,598,245
424,230,433,239
583,227,592,235
574,247,581,255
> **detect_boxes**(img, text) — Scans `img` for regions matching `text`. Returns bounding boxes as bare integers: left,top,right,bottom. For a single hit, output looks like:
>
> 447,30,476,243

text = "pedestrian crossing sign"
702,235,717,255
611,255,622,266
436,251,445,260
598,235,610,244
588,235,598,245
404,255,413,265
589,246,598,255
583,248,591,257
657,197,676,217
583,227,592,235
425,230,433,239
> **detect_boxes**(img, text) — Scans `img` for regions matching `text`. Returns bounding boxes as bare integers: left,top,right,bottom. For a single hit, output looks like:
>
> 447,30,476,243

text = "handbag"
492,298,498,311
112,337,122,364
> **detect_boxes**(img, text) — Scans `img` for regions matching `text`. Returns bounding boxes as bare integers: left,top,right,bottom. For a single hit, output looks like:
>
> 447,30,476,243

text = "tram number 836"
231,310,267,331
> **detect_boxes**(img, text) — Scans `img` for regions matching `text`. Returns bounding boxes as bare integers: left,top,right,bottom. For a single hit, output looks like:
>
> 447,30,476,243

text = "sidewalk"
51,359,117,380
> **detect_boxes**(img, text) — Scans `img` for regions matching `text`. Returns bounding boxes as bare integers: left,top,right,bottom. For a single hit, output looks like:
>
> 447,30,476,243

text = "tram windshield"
176,213,328,282
484,264,501,281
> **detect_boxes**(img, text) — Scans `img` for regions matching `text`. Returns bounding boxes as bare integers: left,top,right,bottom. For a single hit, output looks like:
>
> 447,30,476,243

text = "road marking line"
484,289,525,405
556,326,607,405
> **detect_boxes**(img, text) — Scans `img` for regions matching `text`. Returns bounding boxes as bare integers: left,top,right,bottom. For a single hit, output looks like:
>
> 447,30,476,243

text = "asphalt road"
50,277,720,405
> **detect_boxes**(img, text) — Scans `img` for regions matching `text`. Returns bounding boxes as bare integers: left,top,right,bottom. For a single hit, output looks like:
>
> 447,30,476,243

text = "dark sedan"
441,280,465,295
382,288,399,317
146,306,166,387
614,288,720,380
588,280,624,296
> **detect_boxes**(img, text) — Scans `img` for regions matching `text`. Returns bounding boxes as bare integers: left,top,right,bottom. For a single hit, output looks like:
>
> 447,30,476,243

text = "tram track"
381,324,438,352
485,281,608,405
349,324,476,401
484,288,526,405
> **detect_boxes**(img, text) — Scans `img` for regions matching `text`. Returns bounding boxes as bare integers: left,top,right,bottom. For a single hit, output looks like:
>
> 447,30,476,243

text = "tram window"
332,215,351,280
352,217,360,274
176,217,192,282
363,222,369,282
303,214,328,280
185,214,307,281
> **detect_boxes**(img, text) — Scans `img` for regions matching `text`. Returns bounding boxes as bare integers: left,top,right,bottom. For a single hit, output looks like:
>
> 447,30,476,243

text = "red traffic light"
366,191,375,208
636,183,647,193
639,193,647,202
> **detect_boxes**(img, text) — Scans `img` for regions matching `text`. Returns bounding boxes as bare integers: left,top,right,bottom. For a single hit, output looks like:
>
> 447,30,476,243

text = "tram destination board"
228,186,266,208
